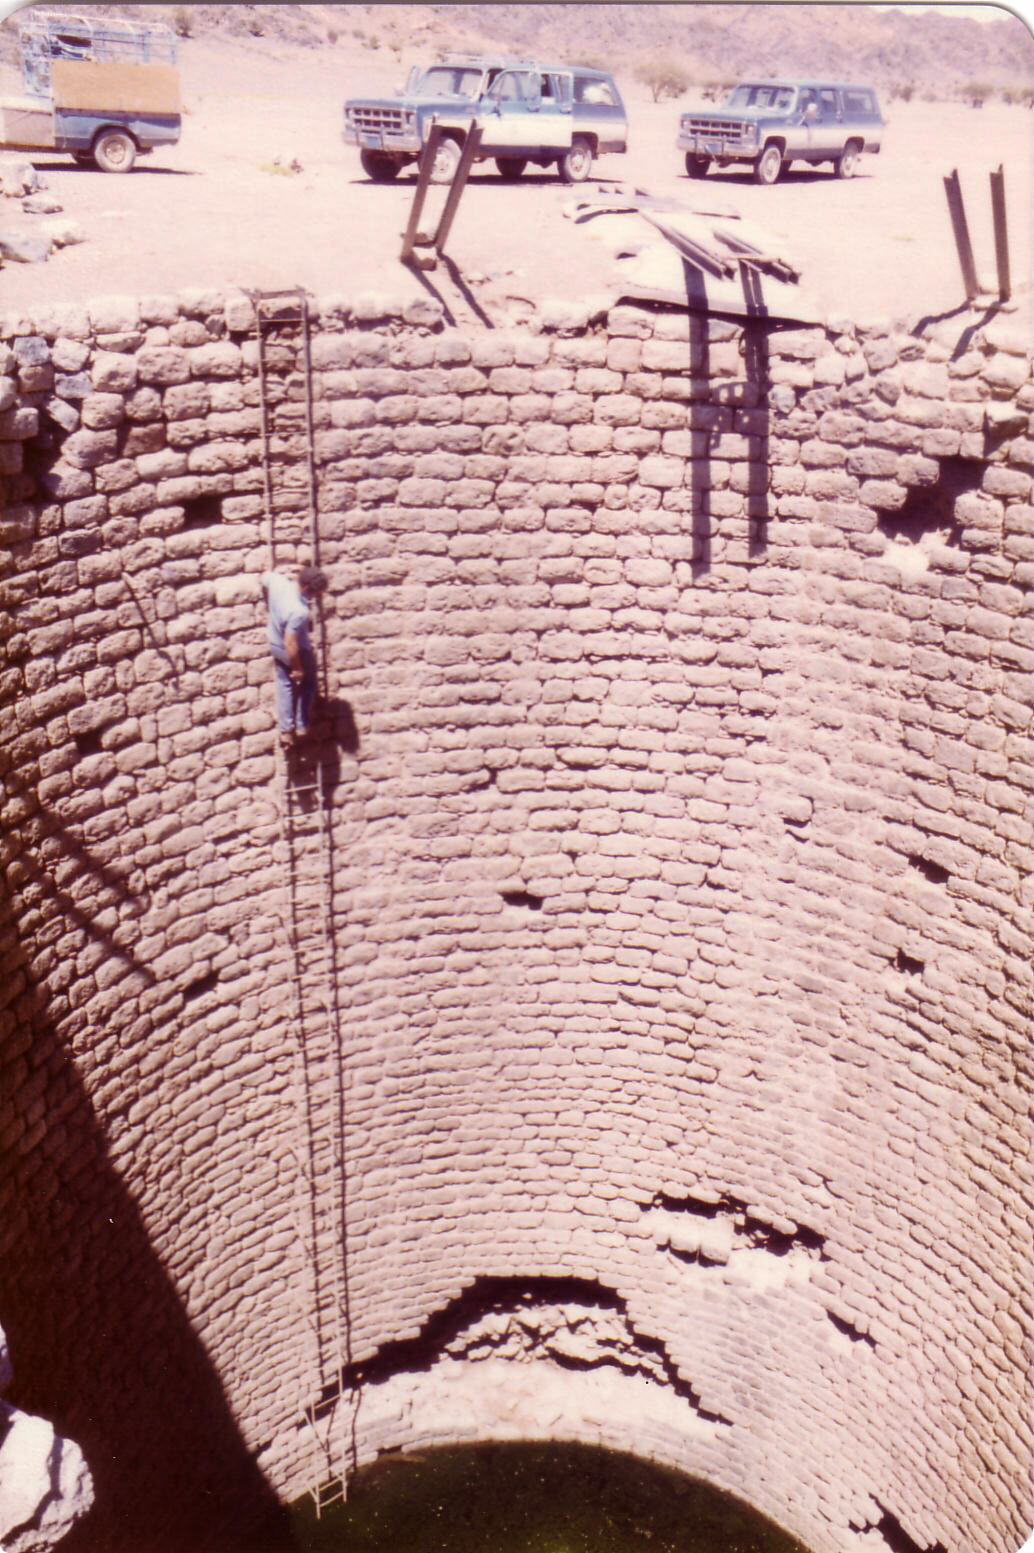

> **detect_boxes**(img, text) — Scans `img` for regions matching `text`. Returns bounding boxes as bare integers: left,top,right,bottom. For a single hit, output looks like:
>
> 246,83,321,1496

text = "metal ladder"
250,288,350,1511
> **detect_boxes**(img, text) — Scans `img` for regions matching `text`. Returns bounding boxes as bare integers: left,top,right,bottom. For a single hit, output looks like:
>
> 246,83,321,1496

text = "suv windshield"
418,65,484,98
725,84,796,112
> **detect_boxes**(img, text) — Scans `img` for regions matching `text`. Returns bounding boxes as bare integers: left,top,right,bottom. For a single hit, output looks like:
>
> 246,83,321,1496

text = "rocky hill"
2,1,1034,89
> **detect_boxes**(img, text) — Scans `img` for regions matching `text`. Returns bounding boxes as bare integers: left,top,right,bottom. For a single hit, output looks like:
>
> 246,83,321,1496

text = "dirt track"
1,32,1032,328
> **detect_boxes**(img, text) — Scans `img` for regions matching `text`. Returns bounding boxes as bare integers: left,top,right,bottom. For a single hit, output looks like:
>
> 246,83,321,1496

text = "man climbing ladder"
262,565,328,750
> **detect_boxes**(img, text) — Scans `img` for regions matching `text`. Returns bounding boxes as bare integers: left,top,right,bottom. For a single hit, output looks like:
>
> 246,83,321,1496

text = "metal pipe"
943,169,979,302
990,164,1010,302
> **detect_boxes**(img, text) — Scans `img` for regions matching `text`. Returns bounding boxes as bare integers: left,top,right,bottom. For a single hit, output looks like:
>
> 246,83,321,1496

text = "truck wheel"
429,136,462,184
684,153,711,178
558,137,593,184
835,141,862,179
93,128,137,174
753,144,783,185
360,150,400,182
495,157,527,180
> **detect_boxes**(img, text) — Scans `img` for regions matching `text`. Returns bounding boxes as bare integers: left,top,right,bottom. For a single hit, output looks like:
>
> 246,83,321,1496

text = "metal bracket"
400,118,483,270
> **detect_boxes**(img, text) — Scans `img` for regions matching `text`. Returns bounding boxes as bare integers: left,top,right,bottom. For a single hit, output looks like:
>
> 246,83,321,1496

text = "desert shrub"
965,81,994,107
889,82,914,102
701,78,732,102
172,6,193,38
326,25,339,44
637,60,691,103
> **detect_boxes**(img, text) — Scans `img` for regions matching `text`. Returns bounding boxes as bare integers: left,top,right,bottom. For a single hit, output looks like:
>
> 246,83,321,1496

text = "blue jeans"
272,649,316,734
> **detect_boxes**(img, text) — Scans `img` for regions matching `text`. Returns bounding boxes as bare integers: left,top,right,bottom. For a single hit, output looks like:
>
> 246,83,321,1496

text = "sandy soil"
0,30,1032,329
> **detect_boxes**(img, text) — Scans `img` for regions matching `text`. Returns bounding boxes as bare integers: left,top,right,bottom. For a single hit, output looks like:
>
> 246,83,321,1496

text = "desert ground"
0,24,1032,329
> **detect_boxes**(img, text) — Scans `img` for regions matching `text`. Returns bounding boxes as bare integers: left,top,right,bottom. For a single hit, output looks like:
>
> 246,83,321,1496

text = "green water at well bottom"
288,1442,810,1553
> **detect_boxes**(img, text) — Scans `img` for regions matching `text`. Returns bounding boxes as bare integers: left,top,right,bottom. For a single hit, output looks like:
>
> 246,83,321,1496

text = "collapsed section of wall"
0,288,1031,1553
0,1319,93,1553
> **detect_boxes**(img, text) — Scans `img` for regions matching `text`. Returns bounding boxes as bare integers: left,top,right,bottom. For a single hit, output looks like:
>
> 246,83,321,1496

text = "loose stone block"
80,394,126,431
188,342,243,378
136,346,192,386
87,296,141,334
90,351,138,392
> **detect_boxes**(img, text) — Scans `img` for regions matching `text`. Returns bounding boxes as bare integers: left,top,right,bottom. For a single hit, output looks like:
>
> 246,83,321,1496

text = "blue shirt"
262,571,311,655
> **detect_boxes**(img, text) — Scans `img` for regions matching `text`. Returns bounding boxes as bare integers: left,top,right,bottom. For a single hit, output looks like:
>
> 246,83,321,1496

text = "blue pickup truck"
0,10,181,173
344,55,628,184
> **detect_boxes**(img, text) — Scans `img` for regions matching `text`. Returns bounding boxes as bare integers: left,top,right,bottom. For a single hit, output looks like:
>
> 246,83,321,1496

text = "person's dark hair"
297,566,328,594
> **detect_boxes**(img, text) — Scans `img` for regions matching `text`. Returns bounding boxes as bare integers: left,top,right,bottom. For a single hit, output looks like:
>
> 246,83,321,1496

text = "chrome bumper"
343,124,421,153
676,129,755,158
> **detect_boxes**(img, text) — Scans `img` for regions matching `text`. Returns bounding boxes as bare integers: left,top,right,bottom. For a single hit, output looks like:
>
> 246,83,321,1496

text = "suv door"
571,72,625,152
478,67,573,154
813,86,843,156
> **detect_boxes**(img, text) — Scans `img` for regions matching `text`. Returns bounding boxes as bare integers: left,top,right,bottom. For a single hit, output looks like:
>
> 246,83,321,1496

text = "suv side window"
491,69,527,102
574,75,617,106
818,87,839,117
842,89,874,116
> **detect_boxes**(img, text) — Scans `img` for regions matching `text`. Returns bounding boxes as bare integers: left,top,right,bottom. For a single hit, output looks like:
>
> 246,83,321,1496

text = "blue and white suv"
344,56,628,184
677,80,885,184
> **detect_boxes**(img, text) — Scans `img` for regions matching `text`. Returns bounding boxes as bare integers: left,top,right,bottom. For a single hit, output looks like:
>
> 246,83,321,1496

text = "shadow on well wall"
0,878,290,1553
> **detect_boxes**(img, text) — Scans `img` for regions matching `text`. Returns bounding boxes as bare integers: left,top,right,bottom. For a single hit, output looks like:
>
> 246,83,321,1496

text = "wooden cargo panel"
0,95,55,148
52,60,180,116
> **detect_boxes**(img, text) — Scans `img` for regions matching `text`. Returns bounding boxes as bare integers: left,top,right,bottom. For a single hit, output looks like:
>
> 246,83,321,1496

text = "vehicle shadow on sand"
685,167,874,187
355,171,564,189
34,159,196,177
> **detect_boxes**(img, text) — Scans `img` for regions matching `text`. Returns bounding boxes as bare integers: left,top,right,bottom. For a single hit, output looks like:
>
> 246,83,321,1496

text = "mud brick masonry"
0,284,1031,1553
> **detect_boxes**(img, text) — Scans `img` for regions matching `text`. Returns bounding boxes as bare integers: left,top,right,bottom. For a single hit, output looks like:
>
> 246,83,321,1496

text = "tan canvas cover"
51,60,180,116
0,95,56,148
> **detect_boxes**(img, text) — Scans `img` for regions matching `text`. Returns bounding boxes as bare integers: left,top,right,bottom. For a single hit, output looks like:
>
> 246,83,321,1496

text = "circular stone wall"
0,289,1030,1553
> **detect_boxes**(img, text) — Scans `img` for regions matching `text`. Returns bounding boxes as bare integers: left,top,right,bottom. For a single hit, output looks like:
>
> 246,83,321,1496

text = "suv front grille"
685,117,747,141
350,106,406,133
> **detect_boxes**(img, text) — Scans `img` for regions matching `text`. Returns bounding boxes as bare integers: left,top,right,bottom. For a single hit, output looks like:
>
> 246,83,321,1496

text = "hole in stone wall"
74,728,105,758
908,853,950,886
470,768,497,791
305,1274,734,1432
501,889,543,910
827,1310,877,1350
895,950,925,977
873,1505,947,1553
181,494,224,530
182,970,219,1005
876,456,982,543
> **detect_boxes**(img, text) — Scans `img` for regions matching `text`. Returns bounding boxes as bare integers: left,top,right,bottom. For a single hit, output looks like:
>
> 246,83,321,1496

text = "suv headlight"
742,122,757,141
404,110,416,129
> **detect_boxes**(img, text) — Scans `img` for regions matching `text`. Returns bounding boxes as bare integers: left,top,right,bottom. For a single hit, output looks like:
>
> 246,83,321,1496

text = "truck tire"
684,153,711,178
834,141,862,179
92,127,137,174
753,143,783,185
495,157,527,180
558,137,593,184
430,136,462,184
360,150,400,181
